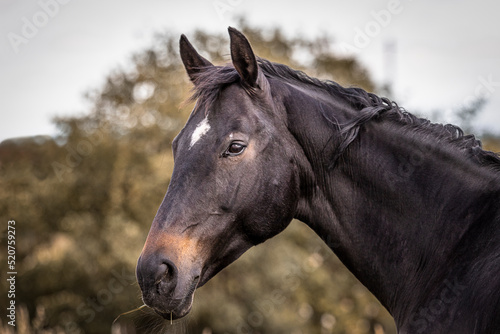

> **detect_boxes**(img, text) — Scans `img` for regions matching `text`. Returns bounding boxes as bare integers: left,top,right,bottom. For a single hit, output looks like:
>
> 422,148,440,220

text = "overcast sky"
1,0,499,142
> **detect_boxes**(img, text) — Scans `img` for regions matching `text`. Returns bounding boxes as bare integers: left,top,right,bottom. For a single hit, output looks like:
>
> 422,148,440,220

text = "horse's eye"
224,142,246,157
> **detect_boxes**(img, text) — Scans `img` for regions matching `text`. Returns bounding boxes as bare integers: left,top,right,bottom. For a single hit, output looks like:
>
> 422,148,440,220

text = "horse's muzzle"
136,253,199,320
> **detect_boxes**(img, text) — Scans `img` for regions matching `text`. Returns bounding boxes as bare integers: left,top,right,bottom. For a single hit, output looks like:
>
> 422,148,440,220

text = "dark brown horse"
136,27,500,333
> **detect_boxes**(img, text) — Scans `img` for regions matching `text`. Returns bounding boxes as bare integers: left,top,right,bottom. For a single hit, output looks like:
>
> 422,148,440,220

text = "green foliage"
5,22,497,334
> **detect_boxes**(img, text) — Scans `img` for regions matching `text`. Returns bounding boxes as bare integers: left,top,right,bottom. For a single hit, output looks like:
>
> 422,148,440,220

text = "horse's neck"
284,85,500,328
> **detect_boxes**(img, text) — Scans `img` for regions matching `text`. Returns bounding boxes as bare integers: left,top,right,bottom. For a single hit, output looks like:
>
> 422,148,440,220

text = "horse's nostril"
158,261,175,283
155,259,178,296
137,253,179,301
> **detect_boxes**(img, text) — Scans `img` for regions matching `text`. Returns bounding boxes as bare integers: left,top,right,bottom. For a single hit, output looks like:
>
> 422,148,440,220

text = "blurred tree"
454,97,487,134
1,21,498,334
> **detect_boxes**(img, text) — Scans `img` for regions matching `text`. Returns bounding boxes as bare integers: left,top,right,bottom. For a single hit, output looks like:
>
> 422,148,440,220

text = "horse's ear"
180,34,213,83
228,27,259,88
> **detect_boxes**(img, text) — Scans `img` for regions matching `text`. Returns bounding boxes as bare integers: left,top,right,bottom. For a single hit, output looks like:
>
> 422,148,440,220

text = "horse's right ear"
180,34,213,83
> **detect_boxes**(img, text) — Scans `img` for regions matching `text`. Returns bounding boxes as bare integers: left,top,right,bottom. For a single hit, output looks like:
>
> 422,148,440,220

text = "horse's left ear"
180,34,214,83
228,27,259,88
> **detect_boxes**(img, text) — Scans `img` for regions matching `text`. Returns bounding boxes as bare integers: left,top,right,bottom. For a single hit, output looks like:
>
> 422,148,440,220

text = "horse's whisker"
112,304,148,326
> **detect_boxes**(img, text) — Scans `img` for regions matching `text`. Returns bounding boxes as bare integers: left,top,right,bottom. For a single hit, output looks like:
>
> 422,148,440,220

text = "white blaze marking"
189,117,211,149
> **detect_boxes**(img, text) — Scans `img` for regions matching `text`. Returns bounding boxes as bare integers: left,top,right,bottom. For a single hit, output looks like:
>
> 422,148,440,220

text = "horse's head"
136,28,304,319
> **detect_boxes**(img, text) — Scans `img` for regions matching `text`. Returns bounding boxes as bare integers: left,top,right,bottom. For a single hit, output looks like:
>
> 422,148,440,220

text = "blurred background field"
1,18,499,334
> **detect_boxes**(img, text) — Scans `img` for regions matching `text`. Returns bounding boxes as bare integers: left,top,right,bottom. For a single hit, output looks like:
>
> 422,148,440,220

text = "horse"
136,27,500,333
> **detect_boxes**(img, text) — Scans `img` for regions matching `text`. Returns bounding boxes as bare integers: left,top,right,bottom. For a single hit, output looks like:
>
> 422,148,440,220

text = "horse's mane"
189,57,500,172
